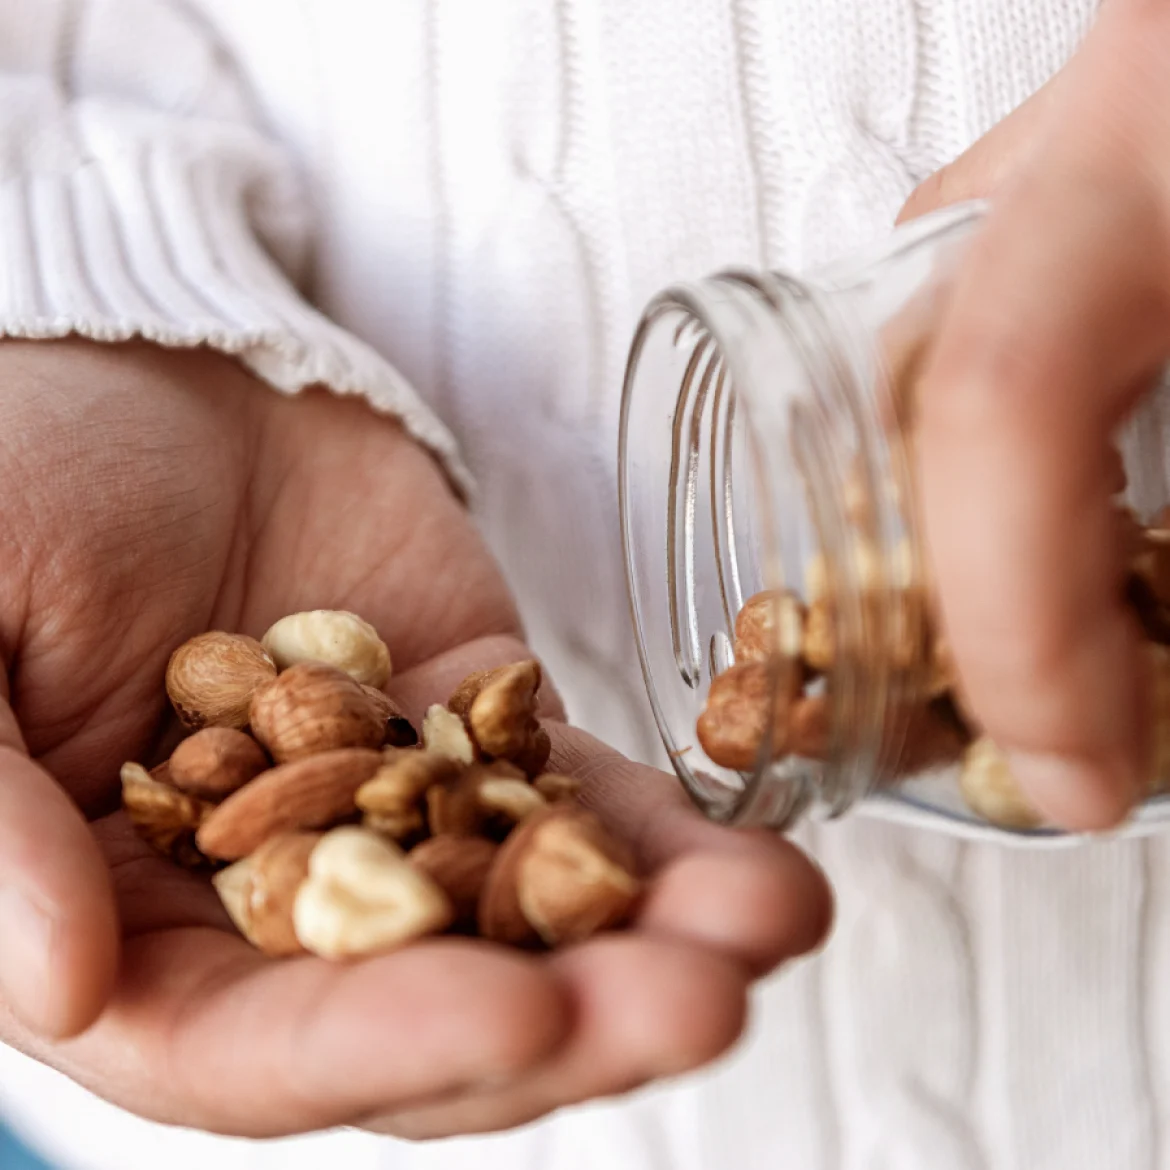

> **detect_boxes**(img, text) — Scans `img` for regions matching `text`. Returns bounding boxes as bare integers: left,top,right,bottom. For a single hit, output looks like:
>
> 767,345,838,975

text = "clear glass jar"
619,202,1170,843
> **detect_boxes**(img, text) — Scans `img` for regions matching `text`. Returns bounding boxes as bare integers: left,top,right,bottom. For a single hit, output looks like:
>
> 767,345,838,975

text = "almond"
166,632,277,730
249,662,385,763
168,728,269,800
196,747,383,860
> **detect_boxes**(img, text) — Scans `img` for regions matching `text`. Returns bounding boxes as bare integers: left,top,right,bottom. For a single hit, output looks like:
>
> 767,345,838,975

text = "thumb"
897,74,1065,223
0,694,119,1038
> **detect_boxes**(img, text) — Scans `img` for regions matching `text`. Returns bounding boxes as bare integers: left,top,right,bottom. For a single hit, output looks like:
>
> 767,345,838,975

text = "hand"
896,0,1170,830
0,339,831,1138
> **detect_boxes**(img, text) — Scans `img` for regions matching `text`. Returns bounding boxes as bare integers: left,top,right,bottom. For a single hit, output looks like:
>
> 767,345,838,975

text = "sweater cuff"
0,102,473,498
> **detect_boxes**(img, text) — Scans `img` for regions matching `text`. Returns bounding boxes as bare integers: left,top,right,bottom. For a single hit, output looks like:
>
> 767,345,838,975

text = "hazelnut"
292,827,453,959
168,727,269,800
734,590,805,664
695,661,795,772
804,553,830,601
885,703,968,774
479,805,640,947
262,610,392,688
959,738,1042,830
789,694,830,759
249,662,385,763
802,599,835,674
166,632,277,730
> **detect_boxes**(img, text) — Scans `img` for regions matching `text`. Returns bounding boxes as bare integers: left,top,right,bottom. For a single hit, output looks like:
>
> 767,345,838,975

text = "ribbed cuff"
0,104,473,498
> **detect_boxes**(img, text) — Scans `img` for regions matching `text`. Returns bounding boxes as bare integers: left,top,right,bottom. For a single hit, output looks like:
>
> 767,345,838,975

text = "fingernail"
1006,750,1136,832
0,885,56,1027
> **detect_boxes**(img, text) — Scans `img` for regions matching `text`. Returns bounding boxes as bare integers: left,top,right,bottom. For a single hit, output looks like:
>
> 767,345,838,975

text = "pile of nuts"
122,610,641,958
696,496,1170,831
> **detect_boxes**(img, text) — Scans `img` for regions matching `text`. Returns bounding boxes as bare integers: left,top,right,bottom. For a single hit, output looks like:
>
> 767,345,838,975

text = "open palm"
0,339,831,1139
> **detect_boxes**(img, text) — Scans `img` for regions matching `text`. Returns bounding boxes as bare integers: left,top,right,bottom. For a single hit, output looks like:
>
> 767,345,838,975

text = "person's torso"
16,5,1169,1170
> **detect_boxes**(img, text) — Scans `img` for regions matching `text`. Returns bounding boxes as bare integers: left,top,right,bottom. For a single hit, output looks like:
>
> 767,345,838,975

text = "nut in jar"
619,201,1170,839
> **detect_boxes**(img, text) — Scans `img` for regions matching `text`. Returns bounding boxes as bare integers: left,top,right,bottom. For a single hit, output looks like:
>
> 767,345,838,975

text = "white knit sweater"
4,2,1158,1169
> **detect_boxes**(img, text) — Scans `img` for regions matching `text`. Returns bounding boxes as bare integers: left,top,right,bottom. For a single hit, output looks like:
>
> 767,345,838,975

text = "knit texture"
0,0,472,496
3,2,1156,1169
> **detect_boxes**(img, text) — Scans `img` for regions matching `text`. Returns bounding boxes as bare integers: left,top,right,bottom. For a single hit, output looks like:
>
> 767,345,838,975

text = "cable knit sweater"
2,2,1158,1169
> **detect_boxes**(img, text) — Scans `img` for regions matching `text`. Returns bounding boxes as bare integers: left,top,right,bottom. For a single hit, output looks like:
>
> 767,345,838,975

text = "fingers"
896,73,1064,222
635,842,832,974
6,930,569,1137
368,934,749,1140
918,139,1170,827
0,698,118,1038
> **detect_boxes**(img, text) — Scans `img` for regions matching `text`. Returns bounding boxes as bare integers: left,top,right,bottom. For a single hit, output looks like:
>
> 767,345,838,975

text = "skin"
899,0,1170,830
0,338,832,1139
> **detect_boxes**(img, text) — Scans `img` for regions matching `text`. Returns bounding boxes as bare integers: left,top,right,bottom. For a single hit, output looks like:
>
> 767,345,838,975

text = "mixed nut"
696,495,1170,831
122,610,640,959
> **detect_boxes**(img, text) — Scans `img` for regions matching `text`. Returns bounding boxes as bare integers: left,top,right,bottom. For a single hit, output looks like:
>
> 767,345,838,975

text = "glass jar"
618,201,1170,843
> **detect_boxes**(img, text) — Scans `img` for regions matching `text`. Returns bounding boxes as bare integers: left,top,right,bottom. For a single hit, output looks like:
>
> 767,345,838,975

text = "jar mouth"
618,271,909,829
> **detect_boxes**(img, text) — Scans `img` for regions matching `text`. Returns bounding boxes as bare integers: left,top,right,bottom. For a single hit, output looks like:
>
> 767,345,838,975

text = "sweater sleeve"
0,0,472,496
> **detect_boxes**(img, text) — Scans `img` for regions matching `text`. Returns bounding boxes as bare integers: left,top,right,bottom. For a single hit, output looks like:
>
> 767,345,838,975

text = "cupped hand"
897,0,1170,830
0,339,831,1138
